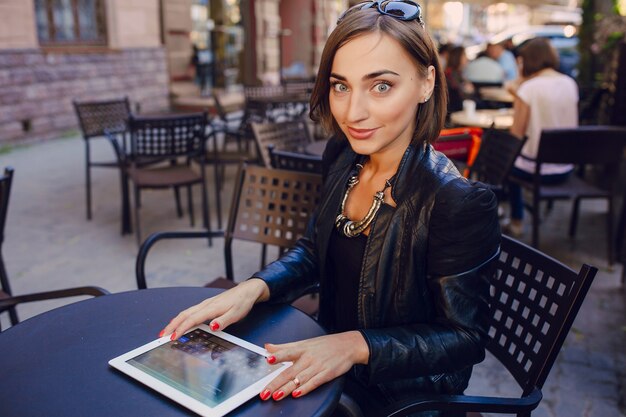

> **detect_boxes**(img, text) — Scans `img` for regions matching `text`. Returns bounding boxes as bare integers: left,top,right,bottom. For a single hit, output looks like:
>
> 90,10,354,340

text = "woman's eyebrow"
329,70,400,81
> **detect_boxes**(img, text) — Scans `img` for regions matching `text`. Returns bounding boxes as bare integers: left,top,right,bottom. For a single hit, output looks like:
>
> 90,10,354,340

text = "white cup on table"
463,100,476,118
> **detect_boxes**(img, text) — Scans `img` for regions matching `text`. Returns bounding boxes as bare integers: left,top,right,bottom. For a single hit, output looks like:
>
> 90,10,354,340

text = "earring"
423,96,430,103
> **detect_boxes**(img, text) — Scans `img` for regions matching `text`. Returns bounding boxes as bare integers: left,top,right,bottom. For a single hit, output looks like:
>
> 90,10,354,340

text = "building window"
35,0,107,45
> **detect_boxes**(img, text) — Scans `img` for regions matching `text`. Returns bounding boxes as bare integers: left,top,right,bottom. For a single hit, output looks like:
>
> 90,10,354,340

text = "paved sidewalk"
0,135,624,417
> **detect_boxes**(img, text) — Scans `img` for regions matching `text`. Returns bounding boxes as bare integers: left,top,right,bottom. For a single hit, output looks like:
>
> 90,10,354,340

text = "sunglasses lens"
380,1,420,19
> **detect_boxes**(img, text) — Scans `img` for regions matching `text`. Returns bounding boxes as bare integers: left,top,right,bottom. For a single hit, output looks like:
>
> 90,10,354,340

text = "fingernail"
292,390,302,398
259,389,271,401
170,332,177,341
266,355,276,364
158,330,165,338
272,390,284,401
210,322,220,331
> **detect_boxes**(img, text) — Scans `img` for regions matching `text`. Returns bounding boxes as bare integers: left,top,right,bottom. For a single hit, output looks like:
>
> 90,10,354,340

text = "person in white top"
506,38,578,236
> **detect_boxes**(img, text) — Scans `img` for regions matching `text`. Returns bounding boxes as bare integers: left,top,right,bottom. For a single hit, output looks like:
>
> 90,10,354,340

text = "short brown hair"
309,8,447,146
518,38,559,78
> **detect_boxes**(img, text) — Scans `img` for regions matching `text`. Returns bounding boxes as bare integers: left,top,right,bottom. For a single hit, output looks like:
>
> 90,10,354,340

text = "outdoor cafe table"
0,287,343,417
449,108,514,130
479,87,514,104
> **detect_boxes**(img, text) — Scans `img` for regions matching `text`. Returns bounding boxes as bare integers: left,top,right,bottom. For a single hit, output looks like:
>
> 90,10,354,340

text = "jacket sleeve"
358,179,500,384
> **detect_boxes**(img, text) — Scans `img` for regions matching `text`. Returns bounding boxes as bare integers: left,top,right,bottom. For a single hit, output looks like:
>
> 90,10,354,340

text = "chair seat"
128,165,201,188
512,175,610,200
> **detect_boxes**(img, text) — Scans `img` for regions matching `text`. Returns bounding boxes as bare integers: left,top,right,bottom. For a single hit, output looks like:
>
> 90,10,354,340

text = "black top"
328,227,368,333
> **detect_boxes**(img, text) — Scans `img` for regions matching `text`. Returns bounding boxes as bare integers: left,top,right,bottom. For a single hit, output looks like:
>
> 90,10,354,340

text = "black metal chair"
379,234,597,417
509,126,626,265
136,163,322,315
467,128,527,199
268,145,323,174
107,113,212,245
73,98,132,223
0,167,109,331
251,120,313,168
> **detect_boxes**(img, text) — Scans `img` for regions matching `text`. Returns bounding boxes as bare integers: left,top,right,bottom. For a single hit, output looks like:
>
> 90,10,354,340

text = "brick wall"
0,47,169,144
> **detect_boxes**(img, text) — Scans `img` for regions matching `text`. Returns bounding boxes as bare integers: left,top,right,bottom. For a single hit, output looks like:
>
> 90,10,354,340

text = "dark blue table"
0,287,342,417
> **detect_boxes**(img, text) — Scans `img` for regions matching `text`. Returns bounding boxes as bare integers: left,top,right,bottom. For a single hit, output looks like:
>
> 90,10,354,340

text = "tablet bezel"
108,324,292,417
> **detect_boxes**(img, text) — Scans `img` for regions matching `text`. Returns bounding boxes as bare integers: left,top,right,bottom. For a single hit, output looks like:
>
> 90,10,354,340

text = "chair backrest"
0,167,13,247
469,128,526,187
268,145,323,174
536,126,626,167
489,235,597,395
128,113,207,160
244,85,285,99
251,120,313,167
73,98,131,139
433,133,474,162
224,164,322,279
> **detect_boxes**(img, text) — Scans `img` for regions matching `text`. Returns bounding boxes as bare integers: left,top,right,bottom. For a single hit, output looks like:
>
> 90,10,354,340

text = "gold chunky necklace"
335,162,392,238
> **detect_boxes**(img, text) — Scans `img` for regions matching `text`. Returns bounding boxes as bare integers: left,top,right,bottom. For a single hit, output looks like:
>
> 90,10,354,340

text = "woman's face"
329,32,434,159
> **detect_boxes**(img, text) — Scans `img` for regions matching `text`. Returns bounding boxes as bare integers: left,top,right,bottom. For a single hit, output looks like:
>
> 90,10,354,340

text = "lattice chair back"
489,235,597,396
268,145,323,174
128,113,207,161
251,120,313,168
73,97,131,138
468,128,526,193
224,164,322,280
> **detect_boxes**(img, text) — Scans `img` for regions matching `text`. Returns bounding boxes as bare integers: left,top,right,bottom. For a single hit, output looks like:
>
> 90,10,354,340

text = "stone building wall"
0,48,169,143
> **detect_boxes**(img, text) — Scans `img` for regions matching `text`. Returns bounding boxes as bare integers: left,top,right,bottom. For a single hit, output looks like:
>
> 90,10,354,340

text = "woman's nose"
345,91,369,123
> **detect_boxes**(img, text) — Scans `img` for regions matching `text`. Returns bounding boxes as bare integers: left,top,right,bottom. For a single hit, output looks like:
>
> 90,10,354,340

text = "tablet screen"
126,328,280,408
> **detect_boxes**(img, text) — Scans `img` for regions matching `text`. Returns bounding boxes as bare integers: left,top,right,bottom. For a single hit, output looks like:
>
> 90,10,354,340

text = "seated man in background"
488,41,518,81
464,49,505,85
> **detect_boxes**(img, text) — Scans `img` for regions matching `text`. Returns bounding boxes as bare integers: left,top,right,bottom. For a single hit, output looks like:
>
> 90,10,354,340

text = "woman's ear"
422,65,436,102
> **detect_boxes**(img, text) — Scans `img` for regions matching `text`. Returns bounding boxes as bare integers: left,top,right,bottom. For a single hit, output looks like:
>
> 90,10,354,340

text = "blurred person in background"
487,41,518,81
505,38,578,236
445,46,475,112
464,49,505,85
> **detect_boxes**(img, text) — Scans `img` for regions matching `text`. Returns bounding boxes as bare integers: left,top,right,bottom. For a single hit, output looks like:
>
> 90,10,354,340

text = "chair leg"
201,177,212,247
213,162,222,229
187,185,195,227
174,186,183,218
120,169,132,235
0,254,19,326
608,198,615,266
133,186,142,247
85,140,92,221
569,197,581,238
532,203,540,248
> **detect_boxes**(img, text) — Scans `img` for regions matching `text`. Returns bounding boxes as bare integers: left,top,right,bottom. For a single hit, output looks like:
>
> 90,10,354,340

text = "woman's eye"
331,82,349,93
374,82,391,93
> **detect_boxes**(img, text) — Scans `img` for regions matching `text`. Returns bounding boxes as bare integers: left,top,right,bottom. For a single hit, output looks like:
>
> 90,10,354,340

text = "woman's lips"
347,126,379,140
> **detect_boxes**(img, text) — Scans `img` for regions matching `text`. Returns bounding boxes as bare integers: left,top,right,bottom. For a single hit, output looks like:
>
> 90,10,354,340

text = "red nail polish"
267,355,276,364
158,330,165,338
272,390,284,401
210,322,220,331
259,389,271,401
292,390,302,398
170,332,177,341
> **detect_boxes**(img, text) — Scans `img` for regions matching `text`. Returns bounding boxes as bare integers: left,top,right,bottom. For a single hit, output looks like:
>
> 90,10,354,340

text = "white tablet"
109,325,292,417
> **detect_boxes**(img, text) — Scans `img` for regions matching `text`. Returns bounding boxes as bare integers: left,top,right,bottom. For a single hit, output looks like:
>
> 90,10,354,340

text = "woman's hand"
159,278,270,340
259,331,369,401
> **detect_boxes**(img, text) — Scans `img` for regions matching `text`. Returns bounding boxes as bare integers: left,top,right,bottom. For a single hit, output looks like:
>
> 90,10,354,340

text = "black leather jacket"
253,137,500,403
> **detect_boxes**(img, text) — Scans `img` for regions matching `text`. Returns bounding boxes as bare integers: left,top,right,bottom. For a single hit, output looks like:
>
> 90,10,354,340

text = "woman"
161,2,500,415
444,46,475,113
506,38,578,236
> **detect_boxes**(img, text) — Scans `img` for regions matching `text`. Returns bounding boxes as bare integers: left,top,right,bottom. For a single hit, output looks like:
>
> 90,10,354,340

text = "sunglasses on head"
337,1,424,27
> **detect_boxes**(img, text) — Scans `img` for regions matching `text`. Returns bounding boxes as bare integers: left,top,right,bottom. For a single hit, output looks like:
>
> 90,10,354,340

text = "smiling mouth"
347,126,379,140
